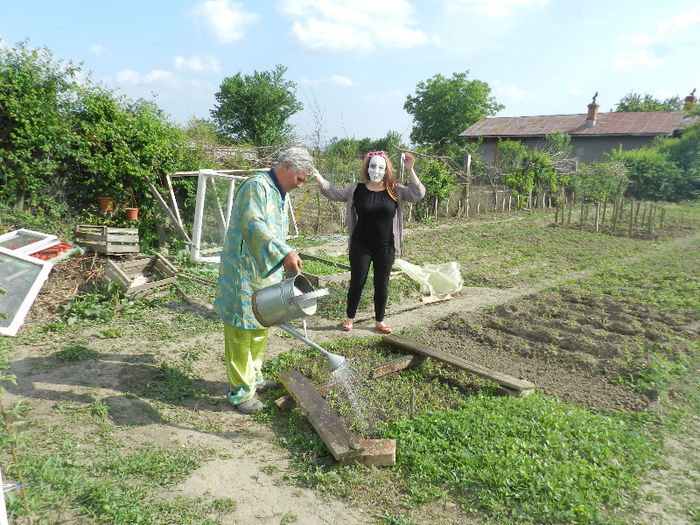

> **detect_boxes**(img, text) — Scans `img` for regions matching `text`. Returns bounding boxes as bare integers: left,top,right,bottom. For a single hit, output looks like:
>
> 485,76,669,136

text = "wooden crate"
104,254,178,295
74,225,139,255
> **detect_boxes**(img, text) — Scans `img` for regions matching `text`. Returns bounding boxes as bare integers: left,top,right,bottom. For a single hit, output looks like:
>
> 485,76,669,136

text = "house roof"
459,111,698,139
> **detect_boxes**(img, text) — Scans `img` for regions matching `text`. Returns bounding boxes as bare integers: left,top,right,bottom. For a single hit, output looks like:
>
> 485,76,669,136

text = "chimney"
586,91,599,128
684,88,697,111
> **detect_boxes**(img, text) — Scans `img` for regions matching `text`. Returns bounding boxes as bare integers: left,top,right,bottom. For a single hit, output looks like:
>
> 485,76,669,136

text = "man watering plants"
214,147,313,414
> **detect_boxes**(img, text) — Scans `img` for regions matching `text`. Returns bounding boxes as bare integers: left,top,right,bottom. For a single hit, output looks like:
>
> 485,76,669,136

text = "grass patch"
54,344,99,363
385,393,659,524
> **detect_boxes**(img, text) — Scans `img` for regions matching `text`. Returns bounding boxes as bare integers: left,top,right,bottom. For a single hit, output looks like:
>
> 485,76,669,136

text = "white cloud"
89,44,104,56
115,69,174,85
278,0,429,53
567,88,584,96
300,74,356,86
330,74,354,86
360,89,403,104
189,0,259,43
174,55,221,73
448,0,548,17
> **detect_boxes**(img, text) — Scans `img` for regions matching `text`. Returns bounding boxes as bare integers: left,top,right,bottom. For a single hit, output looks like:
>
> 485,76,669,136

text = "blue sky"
2,0,698,146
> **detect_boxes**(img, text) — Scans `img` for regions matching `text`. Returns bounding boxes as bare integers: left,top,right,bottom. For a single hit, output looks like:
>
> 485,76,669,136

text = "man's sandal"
375,325,392,334
342,321,354,331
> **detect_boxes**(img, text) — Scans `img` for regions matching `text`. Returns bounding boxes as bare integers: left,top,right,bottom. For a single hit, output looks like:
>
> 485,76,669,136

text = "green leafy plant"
56,282,124,325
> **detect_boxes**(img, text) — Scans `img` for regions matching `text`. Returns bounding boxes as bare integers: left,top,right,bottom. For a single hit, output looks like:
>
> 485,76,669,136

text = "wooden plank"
127,276,176,294
153,253,177,275
382,334,535,397
106,227,138,234
369,354,426,379
104,260,131,287
103,245,139,254
105,233,139,243
278,370,364,461
274,381,338,410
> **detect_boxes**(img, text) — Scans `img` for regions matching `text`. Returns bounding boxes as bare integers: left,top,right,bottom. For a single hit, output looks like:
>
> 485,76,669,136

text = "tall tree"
211,64,302,146
404,71,503,151
613,91,683,112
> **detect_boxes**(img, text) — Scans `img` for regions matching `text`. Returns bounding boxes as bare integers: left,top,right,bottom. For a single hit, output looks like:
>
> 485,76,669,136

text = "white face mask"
367,156,386,183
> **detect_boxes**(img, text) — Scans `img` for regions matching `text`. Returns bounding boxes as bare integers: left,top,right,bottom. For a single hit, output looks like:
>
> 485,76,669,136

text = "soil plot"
410,288,697,413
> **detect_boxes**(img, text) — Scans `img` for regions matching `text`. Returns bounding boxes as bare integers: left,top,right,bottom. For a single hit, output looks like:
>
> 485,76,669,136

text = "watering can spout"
326,352,346,373
278,323,345,373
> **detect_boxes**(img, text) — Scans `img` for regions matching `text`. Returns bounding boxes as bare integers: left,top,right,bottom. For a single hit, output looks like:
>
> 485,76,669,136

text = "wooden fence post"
602,197,607,225
629,200,634,235
595,202,600,232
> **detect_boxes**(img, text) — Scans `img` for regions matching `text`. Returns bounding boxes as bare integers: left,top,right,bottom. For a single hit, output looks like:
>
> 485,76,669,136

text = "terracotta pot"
98,196,115,211
125,207,139,221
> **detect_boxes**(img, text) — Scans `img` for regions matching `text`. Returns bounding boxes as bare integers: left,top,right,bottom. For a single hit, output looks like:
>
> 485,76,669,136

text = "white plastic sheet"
394,259,463,296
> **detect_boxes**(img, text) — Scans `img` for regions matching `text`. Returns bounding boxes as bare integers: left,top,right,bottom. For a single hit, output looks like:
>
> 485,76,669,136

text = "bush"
609,147,686,201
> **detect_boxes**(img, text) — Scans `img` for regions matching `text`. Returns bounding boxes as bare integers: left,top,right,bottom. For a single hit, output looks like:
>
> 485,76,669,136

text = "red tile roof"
460,111,698,138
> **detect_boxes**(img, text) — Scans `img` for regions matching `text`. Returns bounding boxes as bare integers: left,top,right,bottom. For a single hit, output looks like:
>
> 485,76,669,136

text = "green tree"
183,117,226,146
613,91,683,112
0,41,78,210
404,71,503,151
211,64,302,146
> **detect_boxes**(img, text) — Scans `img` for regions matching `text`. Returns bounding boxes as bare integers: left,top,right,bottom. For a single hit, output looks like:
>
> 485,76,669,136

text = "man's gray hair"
274,147,314,174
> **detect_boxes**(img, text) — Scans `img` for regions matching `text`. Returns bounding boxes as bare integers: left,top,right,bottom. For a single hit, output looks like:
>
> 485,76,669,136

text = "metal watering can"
252,274,346,372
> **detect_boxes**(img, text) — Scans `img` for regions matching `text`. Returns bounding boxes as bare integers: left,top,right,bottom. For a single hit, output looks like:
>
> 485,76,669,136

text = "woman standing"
313,151,425,333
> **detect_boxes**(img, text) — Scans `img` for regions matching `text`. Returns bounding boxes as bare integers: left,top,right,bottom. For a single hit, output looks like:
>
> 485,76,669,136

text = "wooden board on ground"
383,334,536,398
278,370,364,462
369,354,427,379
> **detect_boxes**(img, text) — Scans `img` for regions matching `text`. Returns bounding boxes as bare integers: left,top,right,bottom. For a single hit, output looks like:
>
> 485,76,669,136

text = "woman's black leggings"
347,240,395,322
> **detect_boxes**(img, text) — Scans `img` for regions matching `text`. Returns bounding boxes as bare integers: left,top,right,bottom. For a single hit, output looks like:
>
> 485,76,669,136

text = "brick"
342,439,396,467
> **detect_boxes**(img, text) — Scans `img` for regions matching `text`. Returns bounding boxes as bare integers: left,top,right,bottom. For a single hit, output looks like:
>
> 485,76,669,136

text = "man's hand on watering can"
282,251,303,275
